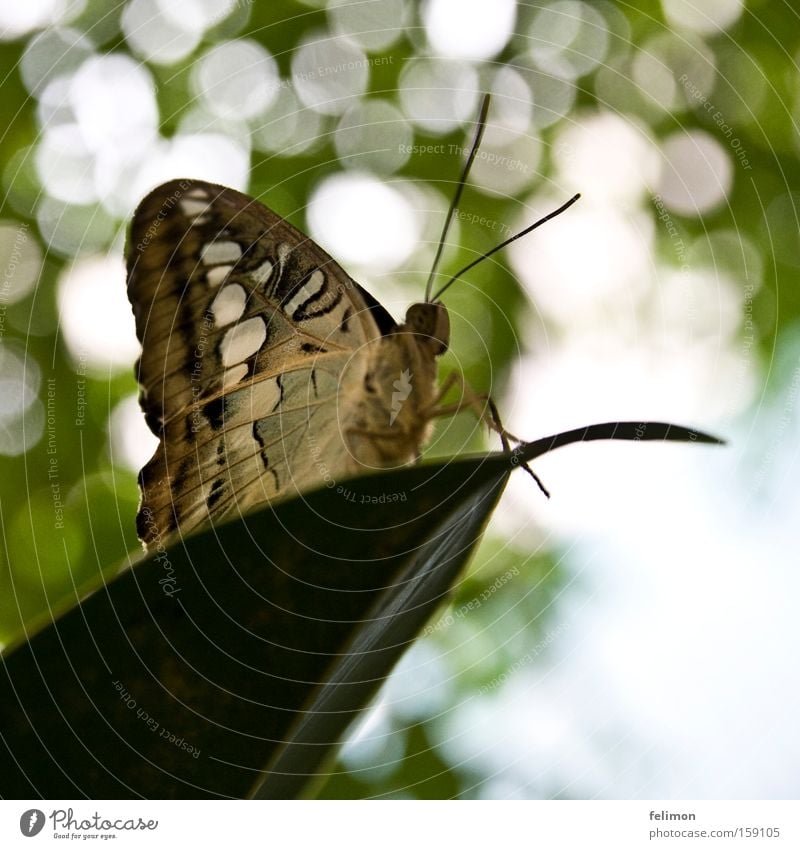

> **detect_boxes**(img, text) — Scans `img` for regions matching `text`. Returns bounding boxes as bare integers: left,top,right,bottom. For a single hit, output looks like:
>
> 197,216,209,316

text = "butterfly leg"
424,371,520,443
424,372,550,497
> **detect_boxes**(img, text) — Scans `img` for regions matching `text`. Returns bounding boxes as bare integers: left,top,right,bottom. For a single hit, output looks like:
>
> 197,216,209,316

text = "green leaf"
0,422,722,799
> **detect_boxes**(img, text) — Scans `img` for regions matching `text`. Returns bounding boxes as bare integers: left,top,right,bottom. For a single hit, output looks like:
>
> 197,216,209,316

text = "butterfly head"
404,301,450,356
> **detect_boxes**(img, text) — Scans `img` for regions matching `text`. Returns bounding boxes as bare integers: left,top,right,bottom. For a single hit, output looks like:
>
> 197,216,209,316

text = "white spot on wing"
251,378,282,415
180,198,209,217
222,363,249,388
201,240,242,264
206,265,232,287
250,259,273,286
211,283,247,327
186,187,208,199
284,269,325,316
220,316,267,366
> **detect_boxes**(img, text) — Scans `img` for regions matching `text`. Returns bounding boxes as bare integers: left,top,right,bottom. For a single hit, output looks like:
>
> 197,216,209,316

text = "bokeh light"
155,0,237,33
552,111,661,204
117,132,250,217
35,124,96,204
483,66,533,146
121,0,202,65
508,57,577,129
193,39,279,120
0,0,84,41
632,32,716,114
398,58,479,134
56,253,140,371
307,173,420,270
35,196,117,257
509,197,653,326
424,0,516,61
20,27,94,96
292,32,369,115
658,129,733,215
525,1,610,80
661,0,744,36
251,87,325,156
108,393,159,473
0,222,43,304
0,344,44,456
328,0,408,51
334,98,412,174
70,53,158,165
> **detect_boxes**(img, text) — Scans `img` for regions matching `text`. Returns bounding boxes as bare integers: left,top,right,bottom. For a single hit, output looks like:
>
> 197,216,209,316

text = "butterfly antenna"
430,193,581,302
424,93,491,303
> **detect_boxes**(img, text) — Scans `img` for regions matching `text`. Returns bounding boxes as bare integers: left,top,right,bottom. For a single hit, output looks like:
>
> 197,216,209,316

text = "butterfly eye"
405,302,449,355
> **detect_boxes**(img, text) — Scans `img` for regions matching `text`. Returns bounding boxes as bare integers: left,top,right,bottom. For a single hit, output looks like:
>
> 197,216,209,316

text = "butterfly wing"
126,178,396,547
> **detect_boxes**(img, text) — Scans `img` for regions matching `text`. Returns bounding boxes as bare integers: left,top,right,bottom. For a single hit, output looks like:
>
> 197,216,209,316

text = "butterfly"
125,99,577,551
127,176,467,548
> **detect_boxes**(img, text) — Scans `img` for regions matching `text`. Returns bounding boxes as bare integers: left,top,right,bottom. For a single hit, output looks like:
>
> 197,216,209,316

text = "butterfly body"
127,179,450,549
346,302,449,463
